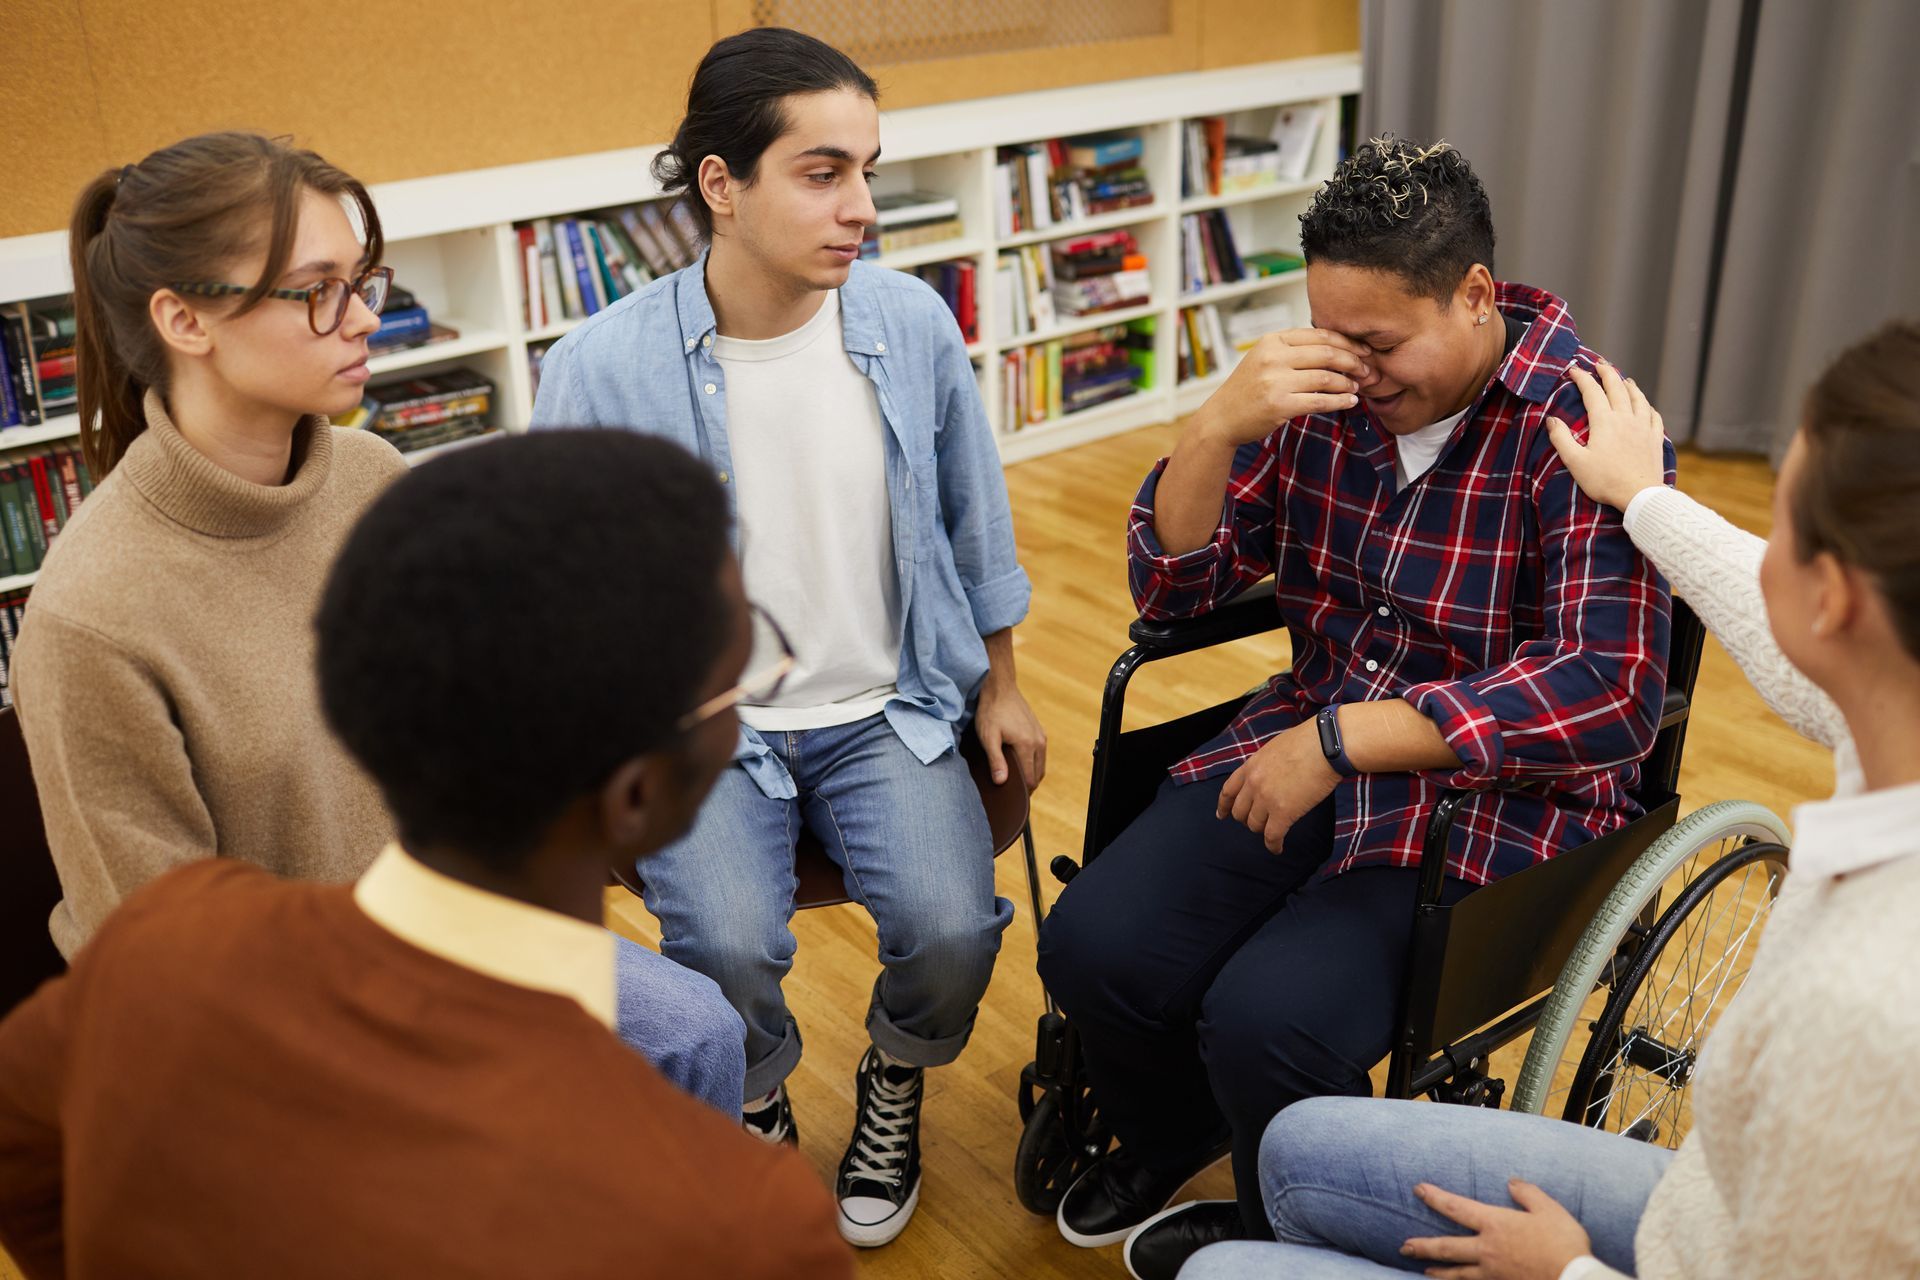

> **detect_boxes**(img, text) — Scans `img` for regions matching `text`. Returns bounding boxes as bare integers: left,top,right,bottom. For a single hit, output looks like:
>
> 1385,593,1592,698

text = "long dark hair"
1792,319,1920,660
651,27,878,240
68,131,382,478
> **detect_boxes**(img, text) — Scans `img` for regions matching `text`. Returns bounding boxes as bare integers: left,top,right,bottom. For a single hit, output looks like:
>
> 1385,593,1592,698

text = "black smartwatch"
1315,704,1359,777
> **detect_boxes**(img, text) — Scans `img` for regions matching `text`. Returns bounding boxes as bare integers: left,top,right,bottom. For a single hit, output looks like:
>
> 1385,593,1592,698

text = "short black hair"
316,430,732,868
1298,136,1496,304
652,27,879,240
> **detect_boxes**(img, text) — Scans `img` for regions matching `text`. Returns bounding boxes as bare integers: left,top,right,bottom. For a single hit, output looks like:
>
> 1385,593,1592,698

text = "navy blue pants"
1036,775,1473,1235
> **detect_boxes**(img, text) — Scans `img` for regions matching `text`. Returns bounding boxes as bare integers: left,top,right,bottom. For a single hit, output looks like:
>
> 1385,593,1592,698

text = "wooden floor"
603,423,1831,1279
0,424,1828,1280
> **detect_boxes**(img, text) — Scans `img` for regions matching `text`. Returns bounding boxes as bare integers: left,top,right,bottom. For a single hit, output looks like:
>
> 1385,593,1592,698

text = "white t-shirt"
716,290,904,732
1392,403,1472,491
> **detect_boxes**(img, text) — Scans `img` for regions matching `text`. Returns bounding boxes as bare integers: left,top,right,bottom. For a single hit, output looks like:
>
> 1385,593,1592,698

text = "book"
873,191,961,228
584,222,619,307
26,455,58,545
57,450,84,516
0,339,18,428
619,207,674,276
518,225,543,330
560,220,598,316
366,368,495,422
598,218,653,292
664,203,705,263
1,309,41,427
10,466,45,566
1065,133,1143,169
0,466,32,574
1270,104,1325,183
534,219,567,322
370,305,431,348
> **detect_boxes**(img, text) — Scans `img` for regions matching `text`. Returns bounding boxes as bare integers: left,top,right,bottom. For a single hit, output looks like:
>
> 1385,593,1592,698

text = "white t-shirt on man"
715,289,904,732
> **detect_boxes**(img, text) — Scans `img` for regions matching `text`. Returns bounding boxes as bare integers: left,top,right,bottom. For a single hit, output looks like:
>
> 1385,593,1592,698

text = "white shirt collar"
1789,777,1920,882
352,844,617,1027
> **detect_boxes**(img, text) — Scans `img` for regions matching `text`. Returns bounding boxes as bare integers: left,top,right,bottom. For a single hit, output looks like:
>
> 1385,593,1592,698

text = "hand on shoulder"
1546,360,1669,511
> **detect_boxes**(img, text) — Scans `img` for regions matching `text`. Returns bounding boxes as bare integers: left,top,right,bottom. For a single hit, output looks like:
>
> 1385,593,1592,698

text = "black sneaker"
835,1047,924,1247
1056,1144,1222,1248
742,1084,798,1149
1123,1200,1245,1279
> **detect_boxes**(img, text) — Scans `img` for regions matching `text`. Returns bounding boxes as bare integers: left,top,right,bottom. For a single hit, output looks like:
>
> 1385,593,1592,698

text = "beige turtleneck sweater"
10,391,407,958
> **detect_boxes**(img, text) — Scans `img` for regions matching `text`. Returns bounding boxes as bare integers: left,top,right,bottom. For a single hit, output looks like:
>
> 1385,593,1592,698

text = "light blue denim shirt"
531,253,1032,798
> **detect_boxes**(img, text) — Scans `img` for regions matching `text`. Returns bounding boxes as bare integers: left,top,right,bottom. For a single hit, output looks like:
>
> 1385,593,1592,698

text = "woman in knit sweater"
11,133,749,1112
12,133,409,958
1180,322,1920,1280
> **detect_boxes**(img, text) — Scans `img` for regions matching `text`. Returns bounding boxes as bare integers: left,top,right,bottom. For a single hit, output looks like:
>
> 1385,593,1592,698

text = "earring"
1476,313,1490,326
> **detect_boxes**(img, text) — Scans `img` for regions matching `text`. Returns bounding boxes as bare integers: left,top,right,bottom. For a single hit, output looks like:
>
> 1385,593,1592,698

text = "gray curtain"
1362,0,1920,456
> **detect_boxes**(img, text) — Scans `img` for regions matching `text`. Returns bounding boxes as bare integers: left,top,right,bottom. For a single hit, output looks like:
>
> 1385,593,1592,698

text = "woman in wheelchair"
1033,137,1678,1273
1182,322,1920,1279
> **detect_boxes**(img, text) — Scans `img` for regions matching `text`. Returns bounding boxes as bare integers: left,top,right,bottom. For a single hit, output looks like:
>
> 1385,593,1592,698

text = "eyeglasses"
171,265,393,337
675,605,797,732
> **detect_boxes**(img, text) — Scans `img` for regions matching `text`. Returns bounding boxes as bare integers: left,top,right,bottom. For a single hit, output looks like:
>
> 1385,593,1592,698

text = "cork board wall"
0,0,1357,239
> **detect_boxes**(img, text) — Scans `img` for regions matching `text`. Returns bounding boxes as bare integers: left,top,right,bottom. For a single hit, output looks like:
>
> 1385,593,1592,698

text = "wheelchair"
1012,586,1791,1214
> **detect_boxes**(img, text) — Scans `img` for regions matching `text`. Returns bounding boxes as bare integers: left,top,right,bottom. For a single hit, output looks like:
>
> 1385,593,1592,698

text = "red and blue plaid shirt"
1128,283,1674,886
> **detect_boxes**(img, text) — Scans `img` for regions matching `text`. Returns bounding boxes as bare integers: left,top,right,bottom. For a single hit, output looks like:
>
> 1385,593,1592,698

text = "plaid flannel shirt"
1128,283,1674,886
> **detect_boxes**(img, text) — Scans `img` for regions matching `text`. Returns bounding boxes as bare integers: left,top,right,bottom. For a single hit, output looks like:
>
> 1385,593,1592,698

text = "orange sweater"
0,861,852,1279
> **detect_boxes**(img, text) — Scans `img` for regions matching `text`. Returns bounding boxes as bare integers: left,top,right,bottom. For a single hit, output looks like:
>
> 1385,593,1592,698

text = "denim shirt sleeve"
932,325,1031,636
529,334,592,430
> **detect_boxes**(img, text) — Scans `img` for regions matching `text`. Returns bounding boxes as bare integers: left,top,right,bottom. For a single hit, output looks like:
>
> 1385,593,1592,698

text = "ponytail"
69,170,148,479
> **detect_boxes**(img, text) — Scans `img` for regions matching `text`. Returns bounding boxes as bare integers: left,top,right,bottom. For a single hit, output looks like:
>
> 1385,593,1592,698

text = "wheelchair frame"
1019,587,1707,1200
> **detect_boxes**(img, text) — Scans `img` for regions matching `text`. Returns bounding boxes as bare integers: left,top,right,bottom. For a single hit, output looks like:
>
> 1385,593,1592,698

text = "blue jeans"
612,934,745,1115
1180,1097,1674,1278
638,714,1013,1100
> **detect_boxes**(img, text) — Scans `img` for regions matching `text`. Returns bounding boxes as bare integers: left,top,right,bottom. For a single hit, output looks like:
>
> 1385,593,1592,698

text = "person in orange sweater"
0,430,850,1279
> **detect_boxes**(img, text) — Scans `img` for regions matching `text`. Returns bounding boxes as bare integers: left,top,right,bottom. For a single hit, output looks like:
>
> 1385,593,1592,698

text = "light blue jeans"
1181,1097,1674,1278
637,713,1013,1100
612,934,745,1115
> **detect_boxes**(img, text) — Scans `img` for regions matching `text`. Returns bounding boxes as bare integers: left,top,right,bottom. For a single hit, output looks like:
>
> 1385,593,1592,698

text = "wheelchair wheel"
1013,1078,1111,1215
1510,800,1790,1145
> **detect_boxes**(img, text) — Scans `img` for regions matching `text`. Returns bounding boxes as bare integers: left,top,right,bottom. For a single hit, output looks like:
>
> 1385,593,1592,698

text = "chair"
610,724,1040,914
1012,589,1789,1212
1,706,66,1018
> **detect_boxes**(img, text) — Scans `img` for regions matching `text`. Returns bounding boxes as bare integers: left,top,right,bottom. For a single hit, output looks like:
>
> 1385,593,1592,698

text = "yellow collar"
353,844,615,1028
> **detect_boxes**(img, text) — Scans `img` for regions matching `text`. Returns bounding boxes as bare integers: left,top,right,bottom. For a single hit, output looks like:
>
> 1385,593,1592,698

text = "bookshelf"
0,54,1359,477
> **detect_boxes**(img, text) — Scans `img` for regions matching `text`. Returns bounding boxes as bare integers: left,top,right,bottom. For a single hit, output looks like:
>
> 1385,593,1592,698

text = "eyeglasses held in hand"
171,265,394,337
675,605,797,732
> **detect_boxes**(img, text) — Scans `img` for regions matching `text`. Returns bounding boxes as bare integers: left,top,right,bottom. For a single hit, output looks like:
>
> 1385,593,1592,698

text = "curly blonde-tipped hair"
1298,134,1495,302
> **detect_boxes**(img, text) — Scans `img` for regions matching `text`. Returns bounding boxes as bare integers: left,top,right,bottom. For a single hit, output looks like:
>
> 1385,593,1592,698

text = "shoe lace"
845,1064,920,1188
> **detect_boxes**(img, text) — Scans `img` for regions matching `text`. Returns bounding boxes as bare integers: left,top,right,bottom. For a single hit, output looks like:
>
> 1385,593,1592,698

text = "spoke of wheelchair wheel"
1676,867,1776,1055
1604,841,1744,1136
1640,839,1724,1046
1655,863,1767,1046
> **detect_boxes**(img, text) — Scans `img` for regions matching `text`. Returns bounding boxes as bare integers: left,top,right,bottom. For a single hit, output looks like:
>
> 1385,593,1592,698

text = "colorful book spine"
561,220,600,316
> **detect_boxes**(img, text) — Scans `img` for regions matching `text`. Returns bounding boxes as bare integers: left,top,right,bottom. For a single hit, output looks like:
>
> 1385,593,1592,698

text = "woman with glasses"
10,134,749,1117
12,132,409,960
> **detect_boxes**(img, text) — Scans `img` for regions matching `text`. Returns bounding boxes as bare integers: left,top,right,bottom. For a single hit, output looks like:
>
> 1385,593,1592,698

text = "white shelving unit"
0,54,1359,481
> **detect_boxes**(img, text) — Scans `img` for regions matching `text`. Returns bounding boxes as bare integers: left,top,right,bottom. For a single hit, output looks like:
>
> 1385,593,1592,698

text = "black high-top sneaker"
834,1046,924,1247
742,1084,798,1149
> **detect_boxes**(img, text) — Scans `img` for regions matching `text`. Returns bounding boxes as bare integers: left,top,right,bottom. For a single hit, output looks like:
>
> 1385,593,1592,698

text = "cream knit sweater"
1567,488,1915,1277
11,391,406,957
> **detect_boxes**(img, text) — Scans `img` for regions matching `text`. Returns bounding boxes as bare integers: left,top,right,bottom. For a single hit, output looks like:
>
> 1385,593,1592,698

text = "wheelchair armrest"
1127,581,1283,656
1419,790,1470,907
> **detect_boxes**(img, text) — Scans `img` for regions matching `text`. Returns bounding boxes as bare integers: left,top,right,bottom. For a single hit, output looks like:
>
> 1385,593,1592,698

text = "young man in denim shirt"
532,29,1045,1249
